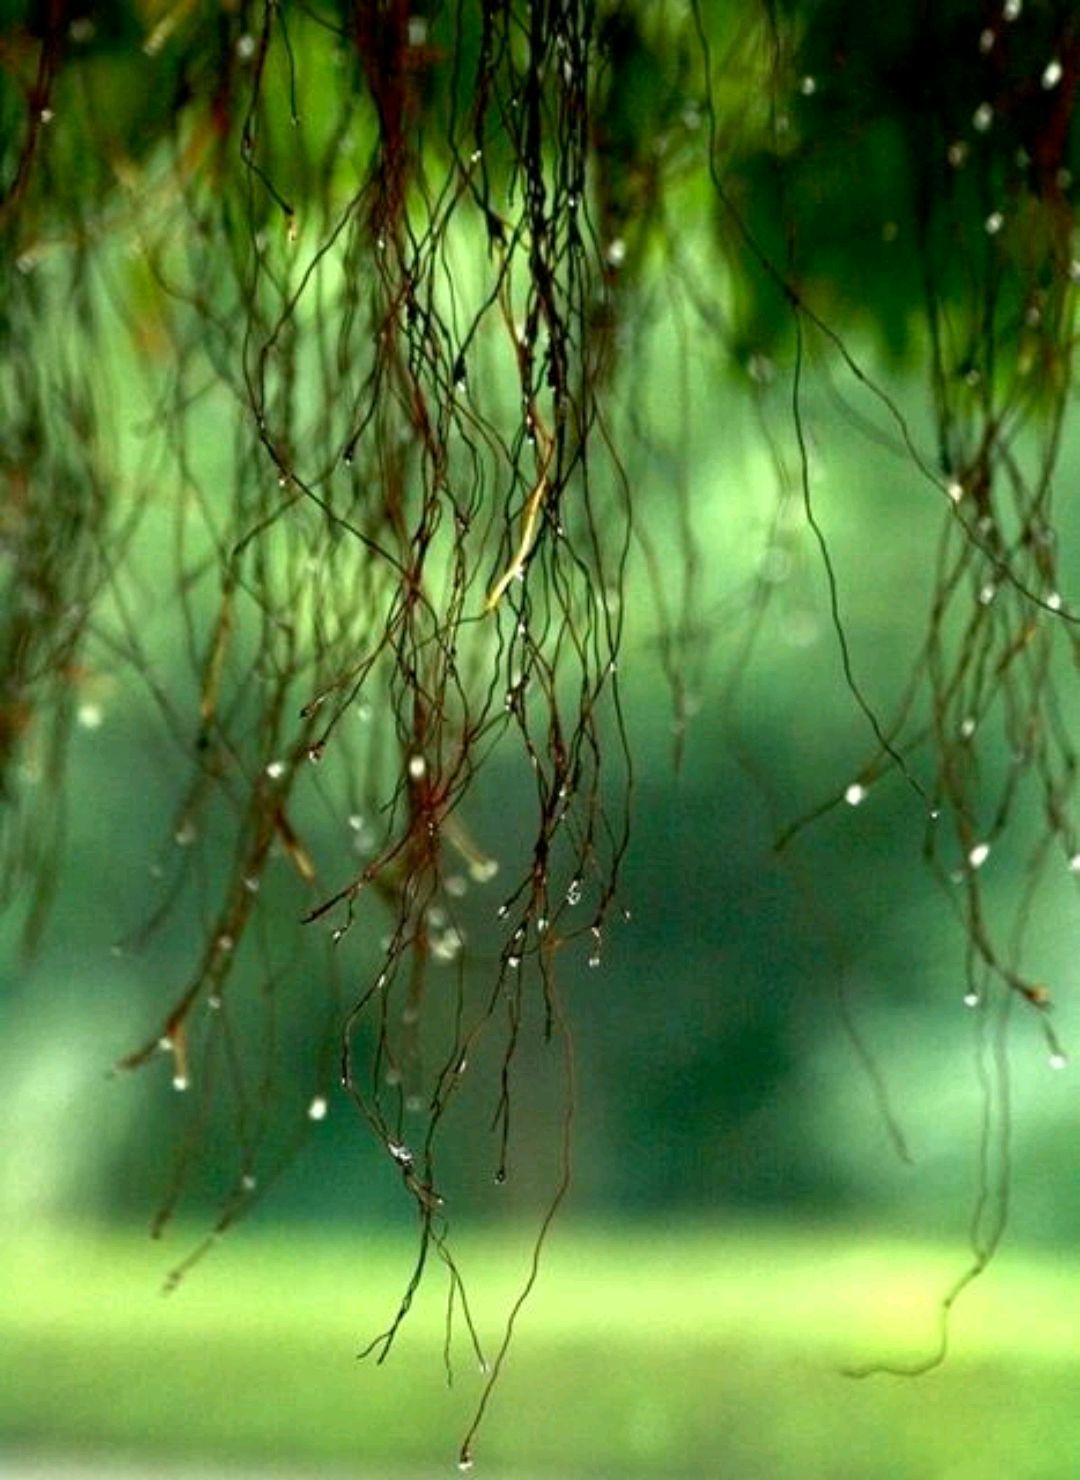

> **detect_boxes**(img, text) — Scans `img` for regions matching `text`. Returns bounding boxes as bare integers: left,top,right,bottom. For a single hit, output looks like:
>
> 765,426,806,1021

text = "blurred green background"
2,2,1079,1478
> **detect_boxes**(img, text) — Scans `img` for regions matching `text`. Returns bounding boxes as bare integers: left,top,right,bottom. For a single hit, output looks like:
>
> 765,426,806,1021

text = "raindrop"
1045,592,1063,612
215,933,234,954
978,583,997,606
408,754,427,780
207,994,223,1011
236,33,256,59
960,716,977,739
307,1095,328,1121
605,238,627,267
968,842,991,870
445,874,468,897
174,818,197,846
1042,59,1063,90
1068,853,1080,874
77,702,103,730
844,782,867,807
984,211,1004,236
972,102,993,133
432,927,464,964
1049,1052,1068,1071
243,875,260,893
947,141,969,168
799,75,817,96
978,27,995,53
963,992,980,1008
265,759,286,779
458,1449,474,1472
241,1174,257,1192
172,1073,189,1092
469,857,499,883
507,954,521,970
1002,0,1021,20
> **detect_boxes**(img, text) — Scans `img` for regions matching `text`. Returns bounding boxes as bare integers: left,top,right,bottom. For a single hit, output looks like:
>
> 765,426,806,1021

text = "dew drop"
1045,591,1063,612
1068,853,1080,874
207,994,223,1011
844,782,867,807
960,716,977,739
236,33,256,59
265,759,286,779
566,878,582,906
445,874,468,897
968,842,991,870
458,1450,474,1472
307,1095,328,1121
605,237,627,267
973,102,993,133
174,818,197,847
172,1073,189,1092
1003,0,1021,20
1049,1051,1068,1071
241,1174,257,1192
77,702,103,730
469,858,499,883
1042,59,1063,90
963,992,980,1008
799,75,817,96
408,754,427,780
984,211,1004,236
978,27,995,53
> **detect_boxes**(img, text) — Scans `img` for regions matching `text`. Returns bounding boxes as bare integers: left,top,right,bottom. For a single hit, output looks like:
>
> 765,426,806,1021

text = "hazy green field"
2,1221,1079,1478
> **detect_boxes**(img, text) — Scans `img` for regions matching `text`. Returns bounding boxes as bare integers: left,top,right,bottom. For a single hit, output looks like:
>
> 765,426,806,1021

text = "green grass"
2,1219,1080,1477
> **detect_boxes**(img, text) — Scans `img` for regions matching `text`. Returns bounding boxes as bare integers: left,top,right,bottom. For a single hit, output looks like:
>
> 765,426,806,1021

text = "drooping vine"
0,0,1076,1457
